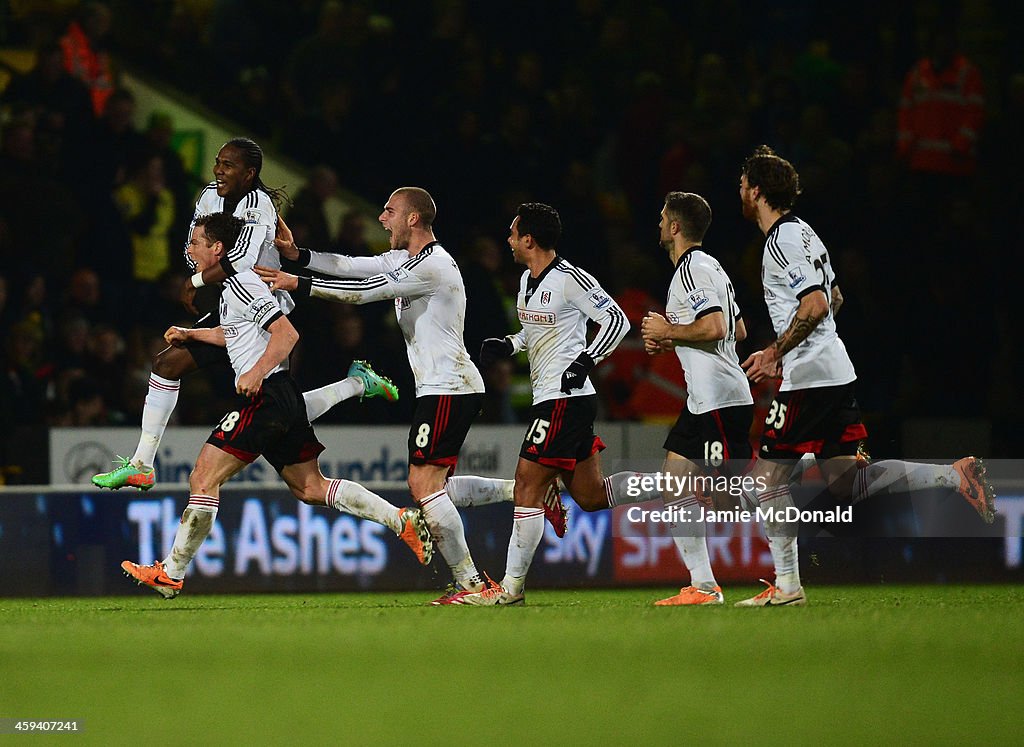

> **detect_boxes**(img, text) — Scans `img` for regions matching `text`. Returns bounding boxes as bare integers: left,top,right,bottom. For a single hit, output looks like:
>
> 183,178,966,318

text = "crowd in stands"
1,0,1022,474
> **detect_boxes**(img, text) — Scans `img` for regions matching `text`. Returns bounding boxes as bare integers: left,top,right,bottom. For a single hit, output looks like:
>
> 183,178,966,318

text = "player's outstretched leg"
444,475,567,538
397,507,434,565
92,456,155,491
319,477,433,564
952,457,996,524
120,560,183,599
347,360,399,402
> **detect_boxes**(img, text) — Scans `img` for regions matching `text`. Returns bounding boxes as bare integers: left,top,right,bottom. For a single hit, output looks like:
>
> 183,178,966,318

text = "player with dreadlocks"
93,138,398,491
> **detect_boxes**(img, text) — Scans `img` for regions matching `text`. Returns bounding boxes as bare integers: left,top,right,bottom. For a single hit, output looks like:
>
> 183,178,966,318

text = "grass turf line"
1,585,1020,745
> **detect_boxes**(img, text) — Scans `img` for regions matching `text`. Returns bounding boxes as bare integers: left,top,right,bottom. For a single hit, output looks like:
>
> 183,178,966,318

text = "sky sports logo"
518,307,556,325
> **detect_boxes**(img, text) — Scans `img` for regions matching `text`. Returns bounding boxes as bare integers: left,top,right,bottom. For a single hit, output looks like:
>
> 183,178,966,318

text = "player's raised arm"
254,266,300,292
275,215,401,279
286,253,437,306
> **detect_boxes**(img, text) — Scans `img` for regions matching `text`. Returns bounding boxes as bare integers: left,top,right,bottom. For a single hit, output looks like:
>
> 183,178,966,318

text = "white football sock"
132,374,179,467
419,489,479,587
665,495,716,588
604,471,662,507
770,536,801,594
502,507,545,594
749,483,802,593
302,377,364,423
325,479,402,533
852,461,960,504
162,495,218,579
445,476,514,507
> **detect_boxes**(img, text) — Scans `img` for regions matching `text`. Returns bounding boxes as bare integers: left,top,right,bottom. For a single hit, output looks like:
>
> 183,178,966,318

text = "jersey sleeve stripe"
401,246,434,270
312,276,391,292
678,255,696,293
589,306,626,358
557,264,596,292
227,225,255,262
767,235,788,268
224,276,256,304
259,310,283,331
795,285,826,300
694,305,724,320
590,307,625,358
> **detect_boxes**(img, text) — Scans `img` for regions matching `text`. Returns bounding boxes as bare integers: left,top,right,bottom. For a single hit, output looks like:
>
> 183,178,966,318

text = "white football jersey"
301,242,485,397
186,184,294,313
666,248,753,413
219,270,288,386
507,257,629,405
761,215,856,391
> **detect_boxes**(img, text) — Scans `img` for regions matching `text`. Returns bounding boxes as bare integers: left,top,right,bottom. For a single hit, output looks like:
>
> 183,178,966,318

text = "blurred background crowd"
0,0,1021,482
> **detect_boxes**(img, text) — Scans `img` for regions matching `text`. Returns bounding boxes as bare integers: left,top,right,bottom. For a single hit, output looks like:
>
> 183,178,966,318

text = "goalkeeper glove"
560,352,595,394
480,336,514,366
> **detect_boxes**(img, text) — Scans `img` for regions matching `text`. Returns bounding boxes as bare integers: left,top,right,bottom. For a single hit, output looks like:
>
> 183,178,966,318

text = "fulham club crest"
540,290,551,306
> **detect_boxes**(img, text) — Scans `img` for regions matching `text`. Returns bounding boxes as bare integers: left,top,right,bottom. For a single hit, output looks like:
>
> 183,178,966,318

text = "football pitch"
2,586,1020,745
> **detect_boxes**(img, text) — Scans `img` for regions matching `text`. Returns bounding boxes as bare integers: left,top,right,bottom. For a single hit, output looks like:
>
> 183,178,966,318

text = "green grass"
2,586,1022,745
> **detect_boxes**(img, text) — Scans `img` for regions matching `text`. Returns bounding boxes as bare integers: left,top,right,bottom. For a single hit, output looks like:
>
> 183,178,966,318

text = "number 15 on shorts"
525,418,550,444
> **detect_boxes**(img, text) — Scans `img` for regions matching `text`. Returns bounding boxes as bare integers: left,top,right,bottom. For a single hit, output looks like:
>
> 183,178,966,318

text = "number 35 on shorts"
765,401,787,430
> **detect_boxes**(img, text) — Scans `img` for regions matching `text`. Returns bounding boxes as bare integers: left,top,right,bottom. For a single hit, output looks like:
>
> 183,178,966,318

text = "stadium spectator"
461,235,510,367
283,1,367,117
61,268,117,328
593,256,661,420
83,323,128,420
142,111,194,240
0,111,88,278
284,165,337,252
53,313,91,377
53,374,109,427
2,39,94,161
59,1,115,116
896,21,984,271
12,273,54,354
0,319,50,426
114,150,176,311
286,77,354,164
897,23,985,179
335,209,372,257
